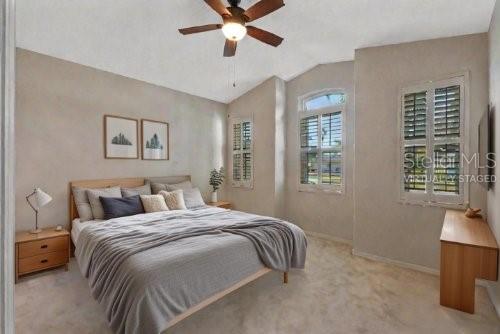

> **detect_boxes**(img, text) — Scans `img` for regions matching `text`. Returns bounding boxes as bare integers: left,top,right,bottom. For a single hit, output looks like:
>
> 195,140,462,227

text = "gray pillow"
121,183,151,197
87,187,122,220
72,187,94,222
183,187,205,209
166,181,193,191
151,183,167,194
151,181,192,194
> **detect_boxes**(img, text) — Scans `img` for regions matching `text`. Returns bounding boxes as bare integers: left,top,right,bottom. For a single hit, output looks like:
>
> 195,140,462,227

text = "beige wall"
16,49,227,232
226,77,286,217
354,34,489,269
284,62,355,241
487,0,500,313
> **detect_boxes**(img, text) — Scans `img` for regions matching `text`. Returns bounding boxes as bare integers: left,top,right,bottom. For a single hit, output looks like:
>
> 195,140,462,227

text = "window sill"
231,185,253,190
398,199,467,210
298,186,343,195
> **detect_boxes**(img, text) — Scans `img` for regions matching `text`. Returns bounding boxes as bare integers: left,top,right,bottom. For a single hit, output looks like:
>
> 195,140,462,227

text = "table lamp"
26,188,52,234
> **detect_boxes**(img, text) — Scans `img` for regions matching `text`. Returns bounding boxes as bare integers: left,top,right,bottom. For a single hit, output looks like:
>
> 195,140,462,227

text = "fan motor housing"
227,0,241,7
224,7,246,25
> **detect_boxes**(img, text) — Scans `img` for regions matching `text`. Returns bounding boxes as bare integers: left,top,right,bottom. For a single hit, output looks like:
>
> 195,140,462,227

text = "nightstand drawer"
18,236,68,259
18,251,68,274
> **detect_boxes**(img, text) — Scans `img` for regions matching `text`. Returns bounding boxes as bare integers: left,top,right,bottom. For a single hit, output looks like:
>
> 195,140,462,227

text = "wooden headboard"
69,175,191,224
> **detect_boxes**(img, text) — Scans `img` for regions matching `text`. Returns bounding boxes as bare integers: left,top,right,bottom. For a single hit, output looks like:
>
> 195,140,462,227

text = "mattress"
75,207,307,334
71,218,102,245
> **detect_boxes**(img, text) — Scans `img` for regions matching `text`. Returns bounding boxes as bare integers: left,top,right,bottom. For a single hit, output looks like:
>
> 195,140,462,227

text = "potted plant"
209,167,225,203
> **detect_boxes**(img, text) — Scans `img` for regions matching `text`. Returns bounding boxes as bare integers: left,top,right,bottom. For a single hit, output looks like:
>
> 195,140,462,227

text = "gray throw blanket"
75,207,307,334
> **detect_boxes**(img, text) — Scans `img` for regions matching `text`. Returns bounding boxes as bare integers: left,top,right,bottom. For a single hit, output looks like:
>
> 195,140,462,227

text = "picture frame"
104,115,139,159
141,119,169,160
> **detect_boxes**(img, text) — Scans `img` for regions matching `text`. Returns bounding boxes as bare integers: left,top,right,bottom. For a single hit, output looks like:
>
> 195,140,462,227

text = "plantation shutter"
300,115,319,184
434,86,460,139
403,145,427,191
401,76,465,205
404,91,427,140
242,121,252,181
321,112,342,186
432,84,462,195
232,119,253,187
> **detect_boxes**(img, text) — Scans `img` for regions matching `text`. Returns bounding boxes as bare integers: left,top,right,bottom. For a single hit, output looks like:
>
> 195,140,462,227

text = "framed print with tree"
141,119,169,160
104,115,139,159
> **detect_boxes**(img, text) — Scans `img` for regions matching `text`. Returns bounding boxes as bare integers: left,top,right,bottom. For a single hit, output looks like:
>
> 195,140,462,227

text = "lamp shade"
33,188,52,208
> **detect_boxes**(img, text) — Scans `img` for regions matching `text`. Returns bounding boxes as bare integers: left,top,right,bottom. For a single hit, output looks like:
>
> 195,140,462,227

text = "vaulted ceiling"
17,0,496,103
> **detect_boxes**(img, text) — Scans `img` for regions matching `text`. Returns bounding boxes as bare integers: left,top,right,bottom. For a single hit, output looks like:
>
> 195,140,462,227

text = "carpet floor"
15,236,500,334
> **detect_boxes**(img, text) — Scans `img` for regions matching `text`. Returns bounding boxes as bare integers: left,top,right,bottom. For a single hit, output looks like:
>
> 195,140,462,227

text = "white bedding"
71,218,102,245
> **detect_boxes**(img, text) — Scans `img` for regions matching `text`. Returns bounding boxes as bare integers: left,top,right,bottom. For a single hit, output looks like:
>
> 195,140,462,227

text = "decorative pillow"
140,195,169,213
72,187,94,222
121,183,152,197
99,195,145,220
159,190,187,210
151,181,193,194
182,187,206,209
86,187,122,220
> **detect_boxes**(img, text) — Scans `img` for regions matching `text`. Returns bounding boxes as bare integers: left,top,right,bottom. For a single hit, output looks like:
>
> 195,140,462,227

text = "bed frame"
68,176,287,329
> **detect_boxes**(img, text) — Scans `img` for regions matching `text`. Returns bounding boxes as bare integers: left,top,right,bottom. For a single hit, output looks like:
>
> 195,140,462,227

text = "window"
400,76,467,206
299,91,346,193
231,118,253,188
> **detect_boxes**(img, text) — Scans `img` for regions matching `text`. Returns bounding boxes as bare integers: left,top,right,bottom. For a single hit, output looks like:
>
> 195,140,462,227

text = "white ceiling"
17,0,496,103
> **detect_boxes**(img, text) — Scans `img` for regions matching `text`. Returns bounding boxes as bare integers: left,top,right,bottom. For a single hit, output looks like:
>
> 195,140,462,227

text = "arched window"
298,90,346,193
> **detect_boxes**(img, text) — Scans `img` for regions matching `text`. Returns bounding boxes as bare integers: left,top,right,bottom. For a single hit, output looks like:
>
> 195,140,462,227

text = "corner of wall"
274,77,286,218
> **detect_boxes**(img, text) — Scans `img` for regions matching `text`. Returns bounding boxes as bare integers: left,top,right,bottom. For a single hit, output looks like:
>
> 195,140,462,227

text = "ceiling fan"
179,0,285,57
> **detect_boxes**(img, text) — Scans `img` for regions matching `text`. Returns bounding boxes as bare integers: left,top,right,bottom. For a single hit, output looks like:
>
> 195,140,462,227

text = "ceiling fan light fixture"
222,22,247,41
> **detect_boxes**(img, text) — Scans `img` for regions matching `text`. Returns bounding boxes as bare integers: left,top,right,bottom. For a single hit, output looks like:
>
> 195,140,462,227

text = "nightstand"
208,201,232,209
15,228,70,283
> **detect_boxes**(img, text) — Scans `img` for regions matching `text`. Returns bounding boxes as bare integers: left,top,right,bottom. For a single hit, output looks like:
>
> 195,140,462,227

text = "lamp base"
29,228,42,234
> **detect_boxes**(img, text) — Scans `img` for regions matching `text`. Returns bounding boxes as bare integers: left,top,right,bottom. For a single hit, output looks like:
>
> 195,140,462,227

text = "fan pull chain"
232,58,237,88
227,58,237,89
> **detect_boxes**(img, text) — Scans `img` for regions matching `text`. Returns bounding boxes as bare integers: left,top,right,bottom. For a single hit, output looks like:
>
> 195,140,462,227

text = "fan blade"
243,0,284,22
246,26,283,47
179,24,222,35
204,0,231,17
224,40,237,57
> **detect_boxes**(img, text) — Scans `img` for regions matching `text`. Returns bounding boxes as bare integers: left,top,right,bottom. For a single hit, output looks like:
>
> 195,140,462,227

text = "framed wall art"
141,119,169,160
104,115,139,159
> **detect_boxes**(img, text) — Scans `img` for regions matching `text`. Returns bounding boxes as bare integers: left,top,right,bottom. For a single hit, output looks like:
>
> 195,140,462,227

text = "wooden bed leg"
283,272,288,284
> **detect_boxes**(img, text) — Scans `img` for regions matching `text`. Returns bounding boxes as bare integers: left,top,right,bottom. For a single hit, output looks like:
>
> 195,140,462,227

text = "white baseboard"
305,230,352,246
485,281,500,318
351,249,439,276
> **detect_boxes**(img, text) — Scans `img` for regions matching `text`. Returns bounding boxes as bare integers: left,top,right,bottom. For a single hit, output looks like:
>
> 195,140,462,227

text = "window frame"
230,117,254,189
399,75,469,207
297,89,347,194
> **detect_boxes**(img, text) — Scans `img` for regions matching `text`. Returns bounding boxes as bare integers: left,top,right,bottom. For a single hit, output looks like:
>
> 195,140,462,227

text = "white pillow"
182,188,205,209
159,190,187,210
86,187,122,220
72,187,94,222
140,195,169,213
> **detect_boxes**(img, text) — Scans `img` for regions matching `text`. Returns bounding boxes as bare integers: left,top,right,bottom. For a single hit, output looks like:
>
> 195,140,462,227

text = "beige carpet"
15,236,500,334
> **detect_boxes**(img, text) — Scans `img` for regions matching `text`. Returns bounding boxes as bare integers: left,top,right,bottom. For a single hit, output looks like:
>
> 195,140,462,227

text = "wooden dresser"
440,210,499,313
15,228,70,283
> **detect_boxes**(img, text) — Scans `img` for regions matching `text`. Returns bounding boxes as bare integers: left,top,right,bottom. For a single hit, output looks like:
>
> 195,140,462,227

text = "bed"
69,176,307,334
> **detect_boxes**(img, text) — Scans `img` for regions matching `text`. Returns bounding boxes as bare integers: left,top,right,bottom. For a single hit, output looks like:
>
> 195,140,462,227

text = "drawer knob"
41,259,48,263
40,245,48,249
